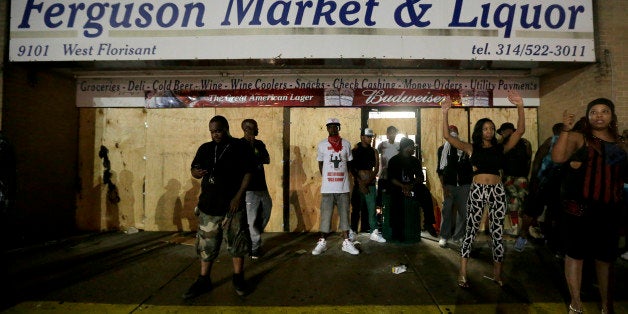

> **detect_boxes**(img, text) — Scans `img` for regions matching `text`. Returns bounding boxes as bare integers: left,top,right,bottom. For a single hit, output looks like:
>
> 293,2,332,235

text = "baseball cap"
448,125,458,133
361,128,374,137
326,118,341,126
497,122,515,135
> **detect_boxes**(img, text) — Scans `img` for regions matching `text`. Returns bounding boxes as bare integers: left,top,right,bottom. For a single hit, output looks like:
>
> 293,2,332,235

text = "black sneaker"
182,275,212,299
250,249,262,260
232,273,247,296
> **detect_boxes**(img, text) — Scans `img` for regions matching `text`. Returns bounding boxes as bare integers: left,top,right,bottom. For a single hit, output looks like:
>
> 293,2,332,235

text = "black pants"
376,178,389,207
415,183,435,228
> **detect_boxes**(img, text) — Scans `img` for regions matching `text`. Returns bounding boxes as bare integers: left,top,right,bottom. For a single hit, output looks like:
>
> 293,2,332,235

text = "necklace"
207,143,230,184
214,144,230,164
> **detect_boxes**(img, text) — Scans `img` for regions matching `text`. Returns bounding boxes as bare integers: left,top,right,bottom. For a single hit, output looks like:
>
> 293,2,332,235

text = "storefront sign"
76,74,536,107
147,89,325,108
11,0,594,62
145,88,470,108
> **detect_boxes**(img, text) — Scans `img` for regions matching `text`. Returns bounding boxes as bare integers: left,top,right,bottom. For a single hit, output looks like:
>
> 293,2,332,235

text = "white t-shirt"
317,138,353,193
377,141,400,179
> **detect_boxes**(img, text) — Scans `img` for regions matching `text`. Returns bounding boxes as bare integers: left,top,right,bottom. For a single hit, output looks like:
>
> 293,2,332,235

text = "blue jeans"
440,184,470,240
245,190,272,252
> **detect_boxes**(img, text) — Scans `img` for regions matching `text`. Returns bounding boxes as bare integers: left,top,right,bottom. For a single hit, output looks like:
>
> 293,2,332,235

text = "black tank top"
470,145,504,176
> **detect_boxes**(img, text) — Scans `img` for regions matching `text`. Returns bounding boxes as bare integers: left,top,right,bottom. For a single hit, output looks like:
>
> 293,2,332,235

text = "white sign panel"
13,0,594,62
76,74,540,107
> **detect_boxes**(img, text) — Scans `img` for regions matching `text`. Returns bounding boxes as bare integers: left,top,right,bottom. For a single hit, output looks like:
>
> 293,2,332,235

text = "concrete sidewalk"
3,231,627,313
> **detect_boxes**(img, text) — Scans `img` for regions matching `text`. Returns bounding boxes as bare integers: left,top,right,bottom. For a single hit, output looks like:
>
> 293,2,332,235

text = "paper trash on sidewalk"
392,264,407,274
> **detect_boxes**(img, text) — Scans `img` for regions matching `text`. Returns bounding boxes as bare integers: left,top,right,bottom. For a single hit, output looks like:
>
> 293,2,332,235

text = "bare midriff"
472,173,501,185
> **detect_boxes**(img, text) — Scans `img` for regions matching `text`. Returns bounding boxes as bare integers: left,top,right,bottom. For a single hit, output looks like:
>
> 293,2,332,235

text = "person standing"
376,126,400,210
240,119,273,259
312,118,360,255
416,170,438,238
437,125,473,248
497,122,532,236
552,99,627,314
515,123,564,252
183,115,256,299
350,128,385,243
441,90,525,289
384,137,424,243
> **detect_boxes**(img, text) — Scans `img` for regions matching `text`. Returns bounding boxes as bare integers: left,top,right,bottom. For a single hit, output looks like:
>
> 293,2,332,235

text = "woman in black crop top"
441,90,525,289
551,98,627,314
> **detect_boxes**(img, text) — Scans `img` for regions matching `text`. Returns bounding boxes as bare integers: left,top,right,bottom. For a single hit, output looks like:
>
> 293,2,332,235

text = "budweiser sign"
353,89,468,107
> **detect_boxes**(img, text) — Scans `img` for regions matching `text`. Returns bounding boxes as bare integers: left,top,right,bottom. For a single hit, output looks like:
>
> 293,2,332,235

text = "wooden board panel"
289,108,361,232
216,108,284,232
77,108,147,231
144,108,215,231
103,108,148,231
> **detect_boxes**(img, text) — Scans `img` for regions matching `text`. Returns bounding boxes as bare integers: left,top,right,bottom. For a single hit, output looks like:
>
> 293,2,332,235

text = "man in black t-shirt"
240,119,273,259
386,138,437,242
350,128,385,243
183,115,256,299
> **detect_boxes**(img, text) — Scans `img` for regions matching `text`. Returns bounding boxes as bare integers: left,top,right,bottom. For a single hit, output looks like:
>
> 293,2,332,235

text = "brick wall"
539,0,628,140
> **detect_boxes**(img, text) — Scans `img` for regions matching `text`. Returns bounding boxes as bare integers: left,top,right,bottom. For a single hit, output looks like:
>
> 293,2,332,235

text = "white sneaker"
311,238,327,255
621,251,628,261
438,238,447,248
370,229,386,243
529,226,545,239
348,229,357,242
508,224,519,236
342,239,360,255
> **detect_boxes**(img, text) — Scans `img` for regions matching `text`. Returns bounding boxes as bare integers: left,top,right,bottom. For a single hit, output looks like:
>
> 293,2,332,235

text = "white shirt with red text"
317,138,353,193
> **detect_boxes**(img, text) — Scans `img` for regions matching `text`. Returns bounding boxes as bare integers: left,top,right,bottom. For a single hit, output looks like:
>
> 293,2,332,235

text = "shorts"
195,207,251,262
319,193,350,233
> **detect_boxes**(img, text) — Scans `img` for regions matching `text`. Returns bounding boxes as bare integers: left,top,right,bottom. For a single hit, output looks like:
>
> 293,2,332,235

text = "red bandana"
328,135,343,152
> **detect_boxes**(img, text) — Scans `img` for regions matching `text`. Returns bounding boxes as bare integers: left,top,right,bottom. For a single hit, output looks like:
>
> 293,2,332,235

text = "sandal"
483,275,503,287
568,304,583,314
458,276,470,288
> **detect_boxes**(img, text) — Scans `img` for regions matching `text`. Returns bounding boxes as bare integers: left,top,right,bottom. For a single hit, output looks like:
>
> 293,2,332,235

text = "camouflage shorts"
504,176,529,213
195,207,251,262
